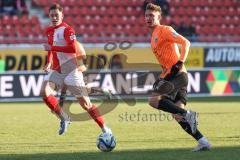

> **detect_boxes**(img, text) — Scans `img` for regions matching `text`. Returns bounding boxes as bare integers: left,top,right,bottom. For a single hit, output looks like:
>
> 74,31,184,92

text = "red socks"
43,95,61,115
43,96,104,128
88,104,104,128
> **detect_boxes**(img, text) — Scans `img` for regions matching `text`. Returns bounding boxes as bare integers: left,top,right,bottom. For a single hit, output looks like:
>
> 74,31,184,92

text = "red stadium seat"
190,1,201,7
213,16,223,25
223,0,232,7
30,16,39,25
71,6,80,16
84,0,95,7
170,0,181,7
181,0,189,7
175,7,185,16
232,16,239,26
2,15,11,25
116,7,125,16
228,7,236,17
186,7,194,16
211,25,220,35
107,7,115,15
112,0,123,6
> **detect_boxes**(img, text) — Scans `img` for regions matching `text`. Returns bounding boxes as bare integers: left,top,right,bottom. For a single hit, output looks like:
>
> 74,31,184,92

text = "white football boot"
192,137,211,152
184,110,198,134
102,125,112,135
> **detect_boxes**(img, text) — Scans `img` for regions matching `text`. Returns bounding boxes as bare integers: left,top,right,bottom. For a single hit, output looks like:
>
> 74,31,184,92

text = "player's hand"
43,63,51,73
43,44,52,51
170,60,183,75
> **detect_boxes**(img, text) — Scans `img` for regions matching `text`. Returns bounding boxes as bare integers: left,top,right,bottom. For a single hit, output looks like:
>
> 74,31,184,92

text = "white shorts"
44,69,88,97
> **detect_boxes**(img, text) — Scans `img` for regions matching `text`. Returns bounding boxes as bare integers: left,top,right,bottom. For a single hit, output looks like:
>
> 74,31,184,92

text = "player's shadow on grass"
1,146,240,160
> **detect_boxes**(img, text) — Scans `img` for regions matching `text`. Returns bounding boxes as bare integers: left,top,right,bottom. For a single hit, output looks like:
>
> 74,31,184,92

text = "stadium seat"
2,15,11,25
190,1,201,7
181,0,190,7
30,16,39,25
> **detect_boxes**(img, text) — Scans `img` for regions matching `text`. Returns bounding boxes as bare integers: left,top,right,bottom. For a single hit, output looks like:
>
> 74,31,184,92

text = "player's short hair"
49,3,63,12
146,3,162,13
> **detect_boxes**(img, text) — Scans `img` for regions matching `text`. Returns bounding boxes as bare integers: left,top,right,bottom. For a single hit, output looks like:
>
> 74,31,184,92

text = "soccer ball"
96,132,116,152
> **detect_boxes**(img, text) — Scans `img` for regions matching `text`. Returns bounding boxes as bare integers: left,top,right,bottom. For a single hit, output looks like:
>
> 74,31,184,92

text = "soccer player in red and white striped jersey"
41,3,112,135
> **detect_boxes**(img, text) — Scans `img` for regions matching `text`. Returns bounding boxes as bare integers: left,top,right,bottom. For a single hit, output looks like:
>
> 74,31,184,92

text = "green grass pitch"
0,100,239,160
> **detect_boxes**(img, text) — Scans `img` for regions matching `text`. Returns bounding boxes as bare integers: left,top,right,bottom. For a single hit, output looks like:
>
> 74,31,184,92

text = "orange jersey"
151,25,190,78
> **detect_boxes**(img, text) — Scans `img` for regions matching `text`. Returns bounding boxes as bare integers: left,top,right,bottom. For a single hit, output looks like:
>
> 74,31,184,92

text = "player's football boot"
192,141,211,152
102,126,112,135
185,111,198,134
59,119,71,135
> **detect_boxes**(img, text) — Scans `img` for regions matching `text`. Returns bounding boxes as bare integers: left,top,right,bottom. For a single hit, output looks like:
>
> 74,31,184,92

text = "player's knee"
175,101,185,109
148,96,160,108
40,84,47,97
40,86,51,97
78,97,91,110
40,81,55,97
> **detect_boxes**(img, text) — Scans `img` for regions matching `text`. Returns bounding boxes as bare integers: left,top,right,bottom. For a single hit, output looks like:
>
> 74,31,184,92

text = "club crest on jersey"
70,33,76,41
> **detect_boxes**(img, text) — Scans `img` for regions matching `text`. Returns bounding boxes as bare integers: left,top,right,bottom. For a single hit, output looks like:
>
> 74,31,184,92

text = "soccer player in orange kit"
41,3,112,136
145,3,211,151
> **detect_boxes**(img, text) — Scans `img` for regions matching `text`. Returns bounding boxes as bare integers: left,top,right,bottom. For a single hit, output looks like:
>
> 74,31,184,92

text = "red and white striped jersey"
45,22,77,73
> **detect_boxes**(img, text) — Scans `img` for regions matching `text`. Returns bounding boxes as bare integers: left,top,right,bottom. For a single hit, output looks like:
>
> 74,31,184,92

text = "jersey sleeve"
64,27,76,44
51,27,77,53
165,26,190,62
164,26,187,44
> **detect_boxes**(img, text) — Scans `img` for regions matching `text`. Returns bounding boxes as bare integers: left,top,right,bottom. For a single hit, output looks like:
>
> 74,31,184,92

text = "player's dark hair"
49,3,63,12
146,3,161,13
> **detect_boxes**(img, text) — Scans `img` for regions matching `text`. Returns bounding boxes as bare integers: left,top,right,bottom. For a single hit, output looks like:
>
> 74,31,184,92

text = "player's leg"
82,72,112,99
58,86,112,109
77,95,112,134
173,101,211,151
41,72,70,135
172,86,211,151
148,95,197,134
88,87,112,99
40,81,68,120
149,72,197,133
148,94,188,115
65,69,112,134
